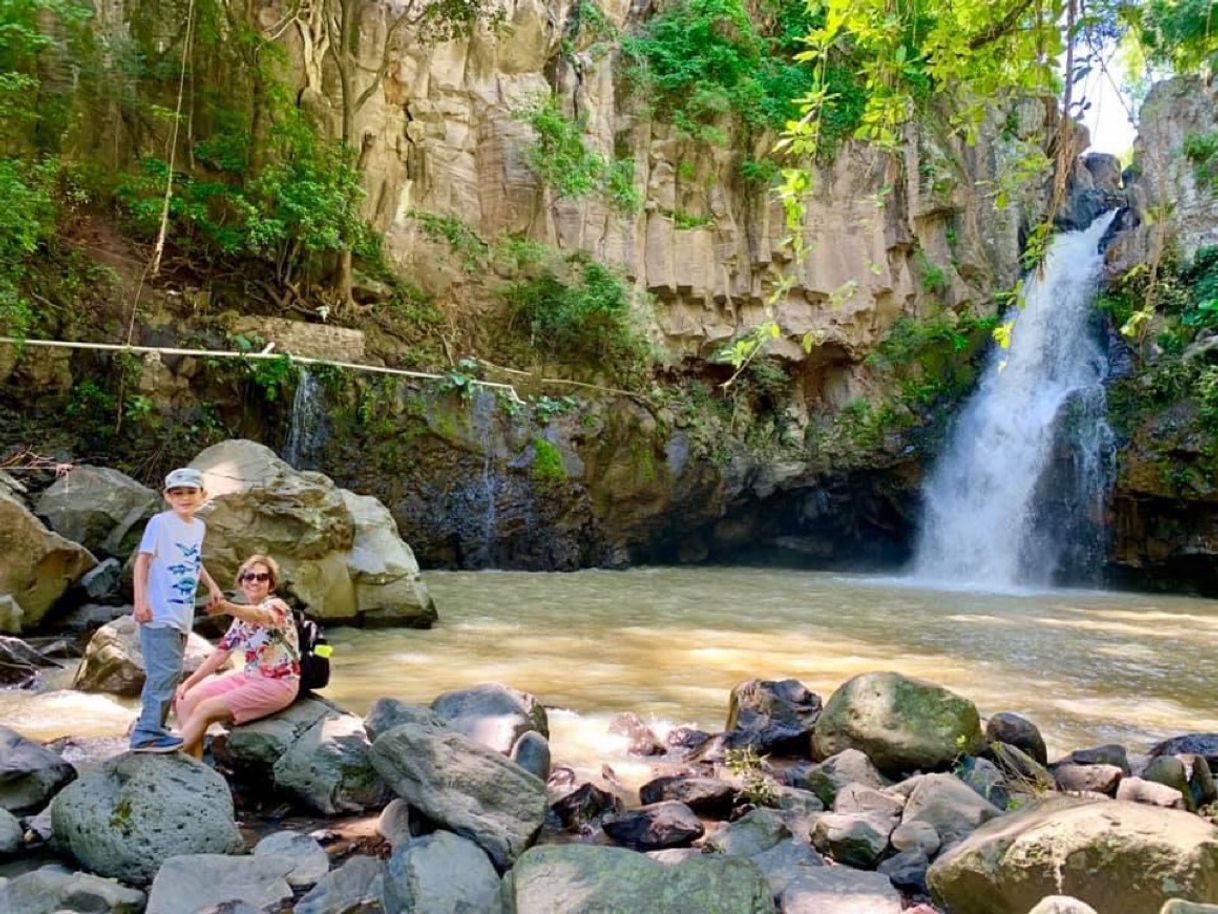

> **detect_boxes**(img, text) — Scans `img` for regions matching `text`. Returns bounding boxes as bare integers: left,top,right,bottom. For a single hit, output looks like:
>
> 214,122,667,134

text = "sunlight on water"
5,567,1218,786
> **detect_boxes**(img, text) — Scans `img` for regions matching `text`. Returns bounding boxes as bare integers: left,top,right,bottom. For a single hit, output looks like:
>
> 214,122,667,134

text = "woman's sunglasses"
240,572,272,583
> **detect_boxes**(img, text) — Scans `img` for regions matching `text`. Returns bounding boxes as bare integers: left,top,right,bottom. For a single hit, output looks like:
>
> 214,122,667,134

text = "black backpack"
294,611,330,699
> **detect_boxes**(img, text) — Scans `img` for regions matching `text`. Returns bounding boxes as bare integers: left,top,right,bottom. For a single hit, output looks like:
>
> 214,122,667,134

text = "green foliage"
1124,0,1218,78
411,211,491,273
916,250,949,297
521,96,641,214
724,745,778,807
531,437,567,486
1184,131,1218,193
500,250,650,382
0,157,57,334
533,394,579,423
438,358,481,402
624,0,841,147
0,0,91,149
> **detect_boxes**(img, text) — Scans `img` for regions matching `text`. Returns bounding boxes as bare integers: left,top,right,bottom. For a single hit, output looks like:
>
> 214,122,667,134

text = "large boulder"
294,854,386,914
724,678,822,757
927,796,1218,914
503,844,774,914
384,830,502,914
369,721,547,870
0,725,76,813
813,672,983,774
430,682,549,754
0,489,96,631
0,866,146,914
146,854,295,914
341,490,437,627
35,466,159,558
220,696,387,814
72,615,224,696
191,440,434,625
51,753,244,884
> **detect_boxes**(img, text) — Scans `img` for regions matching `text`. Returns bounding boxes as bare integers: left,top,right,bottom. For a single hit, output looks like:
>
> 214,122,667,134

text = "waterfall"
283,368,327,469
912,210,1119,589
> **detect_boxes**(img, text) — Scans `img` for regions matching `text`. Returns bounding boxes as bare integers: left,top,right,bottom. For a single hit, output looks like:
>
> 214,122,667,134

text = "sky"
1078,63,1140,156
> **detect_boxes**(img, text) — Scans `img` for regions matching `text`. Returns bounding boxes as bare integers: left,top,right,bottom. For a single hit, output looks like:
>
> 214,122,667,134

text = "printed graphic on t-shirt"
168,543,202,605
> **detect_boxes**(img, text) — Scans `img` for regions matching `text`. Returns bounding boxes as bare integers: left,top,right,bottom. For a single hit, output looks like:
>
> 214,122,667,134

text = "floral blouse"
218,598,301,680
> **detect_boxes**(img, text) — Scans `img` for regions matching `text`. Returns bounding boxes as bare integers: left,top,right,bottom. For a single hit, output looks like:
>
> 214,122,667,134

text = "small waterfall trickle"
912,210,1119,589
283,368,328,470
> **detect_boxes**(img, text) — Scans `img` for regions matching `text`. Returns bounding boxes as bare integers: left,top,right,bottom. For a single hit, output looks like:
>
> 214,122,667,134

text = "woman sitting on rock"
175,554,300,759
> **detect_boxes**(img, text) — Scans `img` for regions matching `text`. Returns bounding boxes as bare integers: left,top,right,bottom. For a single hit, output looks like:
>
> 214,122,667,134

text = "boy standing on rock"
130,467,224,753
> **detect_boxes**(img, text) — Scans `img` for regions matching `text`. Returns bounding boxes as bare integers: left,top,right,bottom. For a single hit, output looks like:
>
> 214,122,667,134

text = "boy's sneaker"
132,735,184,754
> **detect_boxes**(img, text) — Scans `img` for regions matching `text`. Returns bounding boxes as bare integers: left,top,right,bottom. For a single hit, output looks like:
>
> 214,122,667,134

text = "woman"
175,554,300,759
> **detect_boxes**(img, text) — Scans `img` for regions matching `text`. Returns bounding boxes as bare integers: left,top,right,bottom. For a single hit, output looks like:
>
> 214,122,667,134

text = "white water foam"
912,210,1119,590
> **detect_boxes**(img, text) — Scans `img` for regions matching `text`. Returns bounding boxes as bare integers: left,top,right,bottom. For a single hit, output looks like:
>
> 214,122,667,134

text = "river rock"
834,782,904,819
608,712,665,755
878,847,929,894
1057,743,1131,774
813,672,983,774
793,747,887,806
76,557,121,601
1142,754,1216,810
384,830,502,914
271,708,390,814
220,695,338,770
988,741,1056,793
51,753,243,884
363,697,448,740
34,466,159,558
510,730,551,780
1027,898,1101,914
377,798,413,848
705,807,790,857
1150,734,1218,771
549,781,619,829
724,678,822,757
985,713,1048,765
779,866,903,914
640,776,737,818
811,810,893,867
891,820,941,856
0,594,23,633
146,854,294,914
0,807,21,854
927,796,1218,914
254,831,331,887
0,635,57,686
341,489,437,627
901,773,1003,849
0,489,96,631
294,854,385,914
603,800,704,850
504,844,774,914
1115,776,1186,809
369,721,547,870
430,682,549,753
0,726,76,813
748,838,824,897
0,866,146,914
956,755,1010,808
71,615,221,696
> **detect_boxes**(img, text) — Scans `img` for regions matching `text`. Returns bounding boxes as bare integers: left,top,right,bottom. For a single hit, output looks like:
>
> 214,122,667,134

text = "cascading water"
283,368,328,469
912,210,1119,589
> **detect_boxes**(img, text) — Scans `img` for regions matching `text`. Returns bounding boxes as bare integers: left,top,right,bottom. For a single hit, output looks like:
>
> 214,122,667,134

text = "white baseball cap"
164,467,205,490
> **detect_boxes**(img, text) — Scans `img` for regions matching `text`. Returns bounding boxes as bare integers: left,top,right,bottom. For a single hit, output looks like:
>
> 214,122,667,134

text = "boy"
130,467,224,753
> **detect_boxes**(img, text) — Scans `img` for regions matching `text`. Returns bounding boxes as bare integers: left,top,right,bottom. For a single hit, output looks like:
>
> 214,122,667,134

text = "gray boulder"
927,796,1218,914
704,807,789,857
221,695,337,770
1150,734,1218,771
510,730,551,780
986,712,1048,765
271,709,390,814
0,635,58,686
793,747,886,807
0,726,75,813
811,811,893,868
0,866,146,914
376,798,413,849
901,773,1002,849
364,697,447,741
0,489,96,631
639,776,737,818
779,866,902,914
0,806,20,854
1052,762,1123,795
254,831,331,887
1057,744,1131,774
891,820,941,856
813,672,983,774
1115,776,1186,809
51,753,243,884
747,838,823,897
878,847,929,894
294,854,386,914
370,721,546,870
1160,902,1218,914
603,801,704,850
384,830,502,914
34,465,159,558
430,683,549,754
146,854,294,914
504,844,774,914
341,489,438,627
1142,754,1216,811
72,615,222,696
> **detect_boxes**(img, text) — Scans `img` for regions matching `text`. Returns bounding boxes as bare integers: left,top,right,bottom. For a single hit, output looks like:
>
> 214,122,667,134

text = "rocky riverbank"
2,661,1217,914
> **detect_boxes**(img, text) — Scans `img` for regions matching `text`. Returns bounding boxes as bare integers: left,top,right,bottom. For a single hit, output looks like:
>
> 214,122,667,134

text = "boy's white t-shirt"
138,511,206,632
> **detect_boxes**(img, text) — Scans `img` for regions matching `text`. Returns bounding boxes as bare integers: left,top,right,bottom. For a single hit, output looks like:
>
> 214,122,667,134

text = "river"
5,568,1218,780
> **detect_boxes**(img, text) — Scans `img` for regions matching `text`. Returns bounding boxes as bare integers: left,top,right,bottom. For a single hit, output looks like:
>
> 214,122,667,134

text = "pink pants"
178,671,297,725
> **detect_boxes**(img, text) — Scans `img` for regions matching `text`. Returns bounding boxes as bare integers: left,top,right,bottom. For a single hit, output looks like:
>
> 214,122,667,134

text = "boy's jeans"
131,624,187,746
